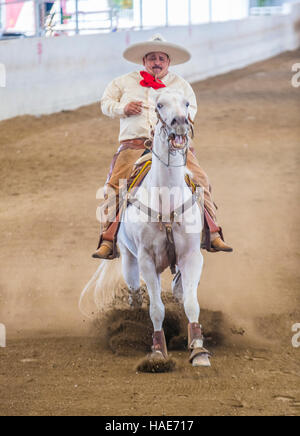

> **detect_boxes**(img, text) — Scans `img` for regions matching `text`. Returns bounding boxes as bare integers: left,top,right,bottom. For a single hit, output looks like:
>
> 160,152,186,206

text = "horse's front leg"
138,252,167,359
119,242,143,309
178,250,211,367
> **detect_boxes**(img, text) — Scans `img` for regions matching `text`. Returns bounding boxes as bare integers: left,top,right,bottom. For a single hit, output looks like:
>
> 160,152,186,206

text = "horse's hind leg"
119,243,143,309
179,251,211,367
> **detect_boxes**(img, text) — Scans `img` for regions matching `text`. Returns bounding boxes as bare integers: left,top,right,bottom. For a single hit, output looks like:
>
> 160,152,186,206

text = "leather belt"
119,138,148,151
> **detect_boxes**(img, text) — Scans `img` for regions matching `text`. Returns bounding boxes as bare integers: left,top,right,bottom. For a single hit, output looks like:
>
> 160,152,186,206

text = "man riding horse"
93,34,233,259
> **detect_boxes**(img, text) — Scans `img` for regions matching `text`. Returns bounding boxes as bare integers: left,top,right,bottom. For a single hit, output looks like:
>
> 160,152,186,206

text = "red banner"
6,0,24,29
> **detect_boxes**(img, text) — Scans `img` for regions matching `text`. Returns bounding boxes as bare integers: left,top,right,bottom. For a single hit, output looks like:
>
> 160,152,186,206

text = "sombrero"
123,34,191,66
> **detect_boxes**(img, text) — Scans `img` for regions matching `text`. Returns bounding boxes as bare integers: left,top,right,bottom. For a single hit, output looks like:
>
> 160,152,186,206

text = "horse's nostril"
172,116,186,126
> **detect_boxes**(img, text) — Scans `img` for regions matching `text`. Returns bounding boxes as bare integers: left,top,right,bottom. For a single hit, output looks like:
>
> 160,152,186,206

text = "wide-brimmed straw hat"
123,34,191,66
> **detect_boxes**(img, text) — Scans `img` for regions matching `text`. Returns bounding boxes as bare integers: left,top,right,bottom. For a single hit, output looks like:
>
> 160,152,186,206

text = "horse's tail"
79,258,124,318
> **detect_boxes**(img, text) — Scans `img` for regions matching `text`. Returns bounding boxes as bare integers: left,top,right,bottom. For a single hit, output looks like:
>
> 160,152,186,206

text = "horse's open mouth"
169,134,188,151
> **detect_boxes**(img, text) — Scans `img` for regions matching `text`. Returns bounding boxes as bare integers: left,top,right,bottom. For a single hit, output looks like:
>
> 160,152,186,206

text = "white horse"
116,90,211,367
80,90,211,367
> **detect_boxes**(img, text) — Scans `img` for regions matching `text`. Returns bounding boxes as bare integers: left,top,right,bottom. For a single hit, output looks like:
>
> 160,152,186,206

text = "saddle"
122,156,203,273
128,153,198,196
98,154,205,267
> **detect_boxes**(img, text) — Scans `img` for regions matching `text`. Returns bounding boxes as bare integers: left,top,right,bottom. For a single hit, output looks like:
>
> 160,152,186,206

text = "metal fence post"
209,0,212,23
75,0,79,34
109,8,113,31
166,0,169,27
140,0,143,29
34,0,41,37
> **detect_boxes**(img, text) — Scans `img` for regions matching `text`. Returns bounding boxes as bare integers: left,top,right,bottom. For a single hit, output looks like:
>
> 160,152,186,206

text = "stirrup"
92,241,113,259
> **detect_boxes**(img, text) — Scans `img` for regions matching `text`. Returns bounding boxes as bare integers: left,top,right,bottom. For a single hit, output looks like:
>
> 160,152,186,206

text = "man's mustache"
153,66,162,70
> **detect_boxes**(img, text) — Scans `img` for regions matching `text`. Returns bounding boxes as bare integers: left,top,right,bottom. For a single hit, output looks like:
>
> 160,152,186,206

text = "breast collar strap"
126,192,200,229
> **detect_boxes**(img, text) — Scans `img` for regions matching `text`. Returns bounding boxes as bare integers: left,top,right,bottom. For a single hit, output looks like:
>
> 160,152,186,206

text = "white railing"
1,0,299,120
249,0,297,15
0,0,295,40
250,6,283,14
249,0,298,15
0,0,122,37
0,0,254,39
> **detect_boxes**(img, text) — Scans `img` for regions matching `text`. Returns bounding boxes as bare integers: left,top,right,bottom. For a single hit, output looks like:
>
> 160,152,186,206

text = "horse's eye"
186,102,190,108
157,103,163,109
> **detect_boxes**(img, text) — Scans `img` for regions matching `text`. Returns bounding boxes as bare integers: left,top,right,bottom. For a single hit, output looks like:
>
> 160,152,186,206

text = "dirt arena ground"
0,50,299,416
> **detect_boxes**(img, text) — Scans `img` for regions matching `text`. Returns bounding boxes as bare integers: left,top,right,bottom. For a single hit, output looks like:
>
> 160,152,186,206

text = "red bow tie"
140,71,166,90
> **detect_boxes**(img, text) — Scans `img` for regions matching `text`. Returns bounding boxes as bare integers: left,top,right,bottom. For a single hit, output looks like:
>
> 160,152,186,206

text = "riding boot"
92,211,121,260
211,235,233,252
92,241,113,259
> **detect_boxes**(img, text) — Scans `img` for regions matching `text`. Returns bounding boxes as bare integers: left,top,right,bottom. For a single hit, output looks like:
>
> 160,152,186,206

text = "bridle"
144,107,194,168
124,107,197,274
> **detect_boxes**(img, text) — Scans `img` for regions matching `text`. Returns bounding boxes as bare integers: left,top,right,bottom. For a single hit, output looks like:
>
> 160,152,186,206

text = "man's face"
143,52,170,79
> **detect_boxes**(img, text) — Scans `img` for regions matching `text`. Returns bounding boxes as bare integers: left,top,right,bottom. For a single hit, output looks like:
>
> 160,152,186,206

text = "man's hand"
124,101,143,117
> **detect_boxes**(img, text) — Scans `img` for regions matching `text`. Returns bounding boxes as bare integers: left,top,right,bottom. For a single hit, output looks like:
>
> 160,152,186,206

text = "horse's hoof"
150,351,165,360
192,353,211,367
189,344,211,368
136,352,176,373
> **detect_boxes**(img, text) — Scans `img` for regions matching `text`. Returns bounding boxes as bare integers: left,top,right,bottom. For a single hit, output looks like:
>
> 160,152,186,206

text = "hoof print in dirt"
136,354,177,373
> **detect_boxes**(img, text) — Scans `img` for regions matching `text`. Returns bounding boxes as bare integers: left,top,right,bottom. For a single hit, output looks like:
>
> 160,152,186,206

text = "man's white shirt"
101,71,197,142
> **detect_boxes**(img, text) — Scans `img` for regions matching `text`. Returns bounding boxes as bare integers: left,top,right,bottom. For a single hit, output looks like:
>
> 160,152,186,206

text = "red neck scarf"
140,71,166,90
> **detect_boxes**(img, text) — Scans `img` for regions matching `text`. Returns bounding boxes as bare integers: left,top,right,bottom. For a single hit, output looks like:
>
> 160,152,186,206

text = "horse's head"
155,90,193,153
